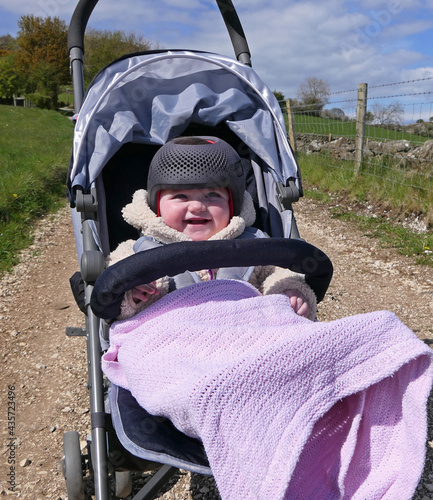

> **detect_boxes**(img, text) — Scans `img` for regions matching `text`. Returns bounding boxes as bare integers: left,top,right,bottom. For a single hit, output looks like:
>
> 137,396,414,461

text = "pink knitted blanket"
102,280,433,500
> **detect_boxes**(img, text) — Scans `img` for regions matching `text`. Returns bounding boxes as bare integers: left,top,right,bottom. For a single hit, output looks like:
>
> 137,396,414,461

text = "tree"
0,53,26,100
0,35,17,56
370,101,403,127
365,111,374,123
329,108,345,120
272,89,286,111
16,15,69,107
83,29,154,86
272,89,285,102
321,107,346,120
296,77,330,115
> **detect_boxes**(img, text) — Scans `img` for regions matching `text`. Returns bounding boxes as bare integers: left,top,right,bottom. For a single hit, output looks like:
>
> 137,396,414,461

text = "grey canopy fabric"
70,50,299,193
69,50,301,253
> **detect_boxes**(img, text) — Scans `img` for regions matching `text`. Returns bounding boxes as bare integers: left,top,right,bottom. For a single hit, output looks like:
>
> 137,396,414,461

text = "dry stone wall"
295,134,433,171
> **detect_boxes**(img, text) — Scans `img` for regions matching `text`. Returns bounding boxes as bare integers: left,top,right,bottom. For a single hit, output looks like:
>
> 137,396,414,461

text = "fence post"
285,99,297,154
354,83,368,175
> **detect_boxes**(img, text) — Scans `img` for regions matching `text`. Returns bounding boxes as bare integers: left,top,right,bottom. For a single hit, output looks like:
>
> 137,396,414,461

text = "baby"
107,136,317,320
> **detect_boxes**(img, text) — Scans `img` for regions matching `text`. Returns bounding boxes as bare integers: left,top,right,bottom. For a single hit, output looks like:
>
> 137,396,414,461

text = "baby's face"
159,187,231,241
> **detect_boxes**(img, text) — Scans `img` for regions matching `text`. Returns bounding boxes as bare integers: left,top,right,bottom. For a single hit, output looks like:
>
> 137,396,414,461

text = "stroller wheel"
115,470,133,498
62,431,85,500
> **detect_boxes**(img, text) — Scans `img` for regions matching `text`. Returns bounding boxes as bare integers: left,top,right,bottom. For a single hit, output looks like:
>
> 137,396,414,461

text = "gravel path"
0,195,432,499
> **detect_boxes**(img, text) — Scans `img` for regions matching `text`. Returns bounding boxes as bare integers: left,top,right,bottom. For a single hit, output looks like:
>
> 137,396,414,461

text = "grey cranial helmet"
147,136,246,216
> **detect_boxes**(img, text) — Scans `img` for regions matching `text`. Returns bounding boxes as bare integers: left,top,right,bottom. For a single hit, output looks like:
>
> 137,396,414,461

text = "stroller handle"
68,0,251,65
91,238,333,320
67,0,98,54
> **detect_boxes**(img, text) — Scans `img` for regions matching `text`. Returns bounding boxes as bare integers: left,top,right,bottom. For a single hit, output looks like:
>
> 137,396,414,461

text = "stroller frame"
66,2,254,497
63,2,332,499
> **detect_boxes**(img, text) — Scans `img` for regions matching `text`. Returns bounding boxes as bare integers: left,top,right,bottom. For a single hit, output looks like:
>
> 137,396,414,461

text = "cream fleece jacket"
107,189,317,320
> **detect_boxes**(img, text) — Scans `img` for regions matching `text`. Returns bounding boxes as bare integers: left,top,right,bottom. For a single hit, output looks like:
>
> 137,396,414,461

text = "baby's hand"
131,283,159,304
284,289,309,317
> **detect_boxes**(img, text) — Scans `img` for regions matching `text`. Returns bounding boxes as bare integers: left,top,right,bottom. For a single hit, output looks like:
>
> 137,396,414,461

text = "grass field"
298,152,433,266
292,113,431,144
0,106,74,273
288,112,433,267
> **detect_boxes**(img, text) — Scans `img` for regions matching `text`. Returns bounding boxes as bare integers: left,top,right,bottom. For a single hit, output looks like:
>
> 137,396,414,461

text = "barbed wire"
288,100,433,110
324,92,433,108
368,91,433,99
329,88,358,95
326,98,360,105
369,76,433,89
329,76,433,97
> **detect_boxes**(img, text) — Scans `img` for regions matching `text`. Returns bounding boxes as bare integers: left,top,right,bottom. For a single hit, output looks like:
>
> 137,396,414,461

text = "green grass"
0,106,74,274
298,151,433,267
298,151,433,215
58,91,74,108
291,113,430,144
329,208,433,266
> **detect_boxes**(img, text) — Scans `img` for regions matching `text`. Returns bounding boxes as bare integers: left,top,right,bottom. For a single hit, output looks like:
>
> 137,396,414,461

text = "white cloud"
384,19,433,38
402,66,433,79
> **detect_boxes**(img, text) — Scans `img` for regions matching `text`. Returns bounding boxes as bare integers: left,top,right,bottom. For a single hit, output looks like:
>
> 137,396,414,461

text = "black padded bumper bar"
91,238,333,320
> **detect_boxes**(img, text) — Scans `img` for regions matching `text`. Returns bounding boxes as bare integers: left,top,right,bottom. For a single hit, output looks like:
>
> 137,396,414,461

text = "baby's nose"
189,199,207,211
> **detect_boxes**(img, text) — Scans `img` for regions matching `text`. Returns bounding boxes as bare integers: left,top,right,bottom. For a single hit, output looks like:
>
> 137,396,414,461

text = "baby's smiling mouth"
185,218,209,225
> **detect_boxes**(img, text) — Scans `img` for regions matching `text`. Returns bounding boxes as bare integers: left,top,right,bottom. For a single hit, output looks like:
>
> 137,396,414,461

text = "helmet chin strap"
228,188,234,218
156,191,162,217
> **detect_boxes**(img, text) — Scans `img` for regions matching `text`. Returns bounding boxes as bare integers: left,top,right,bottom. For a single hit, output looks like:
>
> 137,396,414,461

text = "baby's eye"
206,191,222,198
173,193,188,199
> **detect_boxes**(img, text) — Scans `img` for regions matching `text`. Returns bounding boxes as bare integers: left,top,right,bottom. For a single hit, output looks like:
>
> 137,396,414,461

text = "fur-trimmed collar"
122,189,257,244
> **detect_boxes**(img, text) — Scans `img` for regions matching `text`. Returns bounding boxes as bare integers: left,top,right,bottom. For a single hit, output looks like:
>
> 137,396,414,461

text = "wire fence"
281,77,433,192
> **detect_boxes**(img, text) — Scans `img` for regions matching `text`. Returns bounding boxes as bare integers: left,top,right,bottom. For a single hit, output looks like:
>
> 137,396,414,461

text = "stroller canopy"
68,50,300,198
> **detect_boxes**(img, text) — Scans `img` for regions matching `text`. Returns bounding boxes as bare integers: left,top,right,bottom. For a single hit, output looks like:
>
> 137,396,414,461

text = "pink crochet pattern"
102,280,433,500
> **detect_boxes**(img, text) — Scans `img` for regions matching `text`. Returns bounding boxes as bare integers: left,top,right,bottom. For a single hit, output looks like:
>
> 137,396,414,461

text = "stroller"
63,0,333,498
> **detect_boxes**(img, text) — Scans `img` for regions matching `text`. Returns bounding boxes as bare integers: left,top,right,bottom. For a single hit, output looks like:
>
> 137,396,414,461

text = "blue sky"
1,0,433,119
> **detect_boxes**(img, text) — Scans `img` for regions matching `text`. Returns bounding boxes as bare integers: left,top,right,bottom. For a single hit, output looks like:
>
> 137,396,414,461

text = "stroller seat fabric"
109,384,211,474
